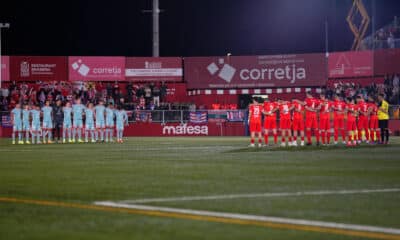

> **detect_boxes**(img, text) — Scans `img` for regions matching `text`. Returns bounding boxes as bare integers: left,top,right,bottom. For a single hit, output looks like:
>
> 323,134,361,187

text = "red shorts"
305,114,318,129
334,116,345,129
369,116,378,129
292,118,304,131
347,118,357,131
319,117,330,130
250,121,262,132
280,118,291,130
358,116,369,130
264,118,277,130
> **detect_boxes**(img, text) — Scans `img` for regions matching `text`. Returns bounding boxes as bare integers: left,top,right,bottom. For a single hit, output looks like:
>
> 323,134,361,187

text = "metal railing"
0,106,399,127
131,110,192,123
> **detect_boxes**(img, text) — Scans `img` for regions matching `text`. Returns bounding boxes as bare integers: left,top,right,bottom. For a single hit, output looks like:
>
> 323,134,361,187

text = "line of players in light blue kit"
10,98,129,144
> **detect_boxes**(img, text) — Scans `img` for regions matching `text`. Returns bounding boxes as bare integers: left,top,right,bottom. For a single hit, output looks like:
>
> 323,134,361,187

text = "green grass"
0,137,400,239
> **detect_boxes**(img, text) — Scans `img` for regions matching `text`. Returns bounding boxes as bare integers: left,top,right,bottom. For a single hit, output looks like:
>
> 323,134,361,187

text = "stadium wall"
0,122,246,137
1,121,399,138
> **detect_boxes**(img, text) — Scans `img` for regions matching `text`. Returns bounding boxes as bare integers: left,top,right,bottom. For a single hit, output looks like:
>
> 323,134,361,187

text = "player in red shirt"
356,96,370,143
346,97,358,146
368,95,380,144
303,91,321,146
332,94,347,145
248,98,263,147
278,99,293,147
291,99,305,146
319,93,332,145
262,97,278,145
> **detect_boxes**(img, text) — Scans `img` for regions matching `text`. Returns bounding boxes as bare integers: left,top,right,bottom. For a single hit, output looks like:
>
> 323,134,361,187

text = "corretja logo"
207,58,306,84
239,64,306,83
72,59,122,76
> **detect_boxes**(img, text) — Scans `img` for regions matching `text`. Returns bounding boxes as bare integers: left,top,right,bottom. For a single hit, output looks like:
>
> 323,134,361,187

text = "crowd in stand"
0,81,194,113
362,17,400,49
324,74,400,105
0,75,399,116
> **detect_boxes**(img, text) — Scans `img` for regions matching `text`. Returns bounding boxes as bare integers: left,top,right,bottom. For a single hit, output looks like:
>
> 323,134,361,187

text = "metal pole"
325,19,329,86
0,23,10,90
325,20,329,55
153,0,159,57
0,27,2,89
372,0,376,50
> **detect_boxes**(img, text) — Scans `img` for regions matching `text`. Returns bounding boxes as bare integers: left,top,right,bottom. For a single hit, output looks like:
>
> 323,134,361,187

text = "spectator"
126,82,133,102
144,85,152,100
106,95,114,106
160,82,167,102
153,85,160,106
139,95,145,110
387,32,395,48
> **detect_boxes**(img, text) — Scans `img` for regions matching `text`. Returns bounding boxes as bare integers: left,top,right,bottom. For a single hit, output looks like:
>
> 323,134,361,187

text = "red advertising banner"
328,51,373,78
125,57,182,82
123,122,245,136
165,83,188,102
10,56,67,81
1,56,9,82
374,49,400,75
68,56,125,81
184,54,326,89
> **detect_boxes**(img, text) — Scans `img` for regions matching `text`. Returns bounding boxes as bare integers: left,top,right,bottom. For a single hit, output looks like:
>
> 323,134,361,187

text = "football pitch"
1,137,400,240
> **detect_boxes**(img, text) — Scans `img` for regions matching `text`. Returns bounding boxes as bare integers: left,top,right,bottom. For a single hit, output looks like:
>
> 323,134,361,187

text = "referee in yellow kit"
377,93,390,144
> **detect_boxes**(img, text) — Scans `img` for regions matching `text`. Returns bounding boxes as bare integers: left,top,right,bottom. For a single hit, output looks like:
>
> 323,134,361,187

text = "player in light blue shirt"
63,102,73,143
105,104,115,142
84,103,96,143
72,98,85,143
30,105,42,144
22,104,31,144
94,100,106,142
42,100,53,144
115,105,128,143
11,104,23,144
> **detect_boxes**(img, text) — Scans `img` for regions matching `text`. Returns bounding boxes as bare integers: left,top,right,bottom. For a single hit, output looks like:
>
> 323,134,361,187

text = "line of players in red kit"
248,91,380,147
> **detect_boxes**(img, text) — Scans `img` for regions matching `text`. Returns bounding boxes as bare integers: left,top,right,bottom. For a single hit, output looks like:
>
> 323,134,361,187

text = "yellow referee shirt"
378,100,389,120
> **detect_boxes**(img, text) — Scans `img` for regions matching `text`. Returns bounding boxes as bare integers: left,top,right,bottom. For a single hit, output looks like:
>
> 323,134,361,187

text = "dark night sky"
1,0,400,57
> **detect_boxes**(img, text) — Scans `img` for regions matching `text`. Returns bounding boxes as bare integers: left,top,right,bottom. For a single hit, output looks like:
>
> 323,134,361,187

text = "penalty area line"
94,201,400,240
118,188,400,204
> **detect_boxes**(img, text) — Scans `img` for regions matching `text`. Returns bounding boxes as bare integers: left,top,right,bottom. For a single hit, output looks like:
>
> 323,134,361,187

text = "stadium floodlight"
0,22,10,89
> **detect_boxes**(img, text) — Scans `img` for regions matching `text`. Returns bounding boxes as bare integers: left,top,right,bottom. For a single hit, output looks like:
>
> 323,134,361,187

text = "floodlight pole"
0,23,10,89
325,20,329,55
153,0,160,57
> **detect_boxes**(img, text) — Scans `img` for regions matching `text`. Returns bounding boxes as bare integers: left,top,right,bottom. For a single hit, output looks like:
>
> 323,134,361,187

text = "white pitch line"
94,201,400,235
118,188,400,204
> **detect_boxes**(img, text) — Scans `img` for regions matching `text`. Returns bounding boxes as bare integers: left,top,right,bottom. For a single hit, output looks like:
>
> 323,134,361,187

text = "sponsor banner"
208,110,227,122
328,51,373,78
1,56,9,82
162,123,209,135
10,56,67,81
125,57,182,82
164,83,189,102
227,110,245,122
1,115,12,128
120,122,245,136
69,56,125,81
189,111,208,124
374,49,400,75
135,110,152,122
184,54,326,89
